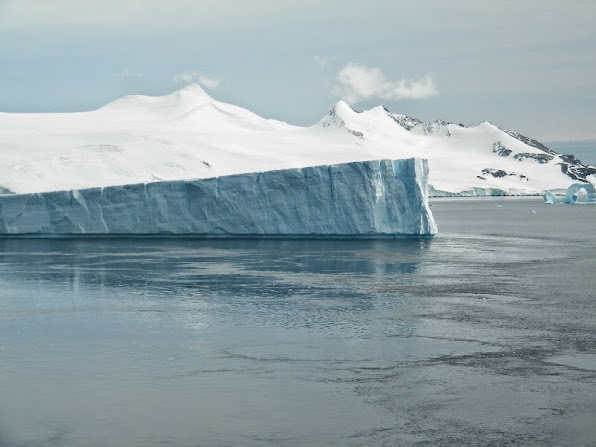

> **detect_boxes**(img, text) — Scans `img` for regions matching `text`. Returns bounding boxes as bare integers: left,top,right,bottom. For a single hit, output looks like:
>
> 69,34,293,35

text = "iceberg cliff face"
0,159,437,237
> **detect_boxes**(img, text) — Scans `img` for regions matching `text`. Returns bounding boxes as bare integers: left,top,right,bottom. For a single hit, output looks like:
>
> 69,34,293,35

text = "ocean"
1,198,595,446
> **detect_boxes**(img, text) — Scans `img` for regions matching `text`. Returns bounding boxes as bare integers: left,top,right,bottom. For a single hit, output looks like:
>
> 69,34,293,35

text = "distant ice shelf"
428,185,507,197
0,159,437,238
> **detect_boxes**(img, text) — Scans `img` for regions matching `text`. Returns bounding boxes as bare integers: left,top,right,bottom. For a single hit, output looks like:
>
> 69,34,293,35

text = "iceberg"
543,190,556,204
0,159,437,238
563,183,596,204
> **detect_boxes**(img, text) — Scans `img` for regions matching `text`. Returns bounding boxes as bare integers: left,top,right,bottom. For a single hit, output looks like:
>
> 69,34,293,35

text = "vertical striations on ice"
0,159,437,237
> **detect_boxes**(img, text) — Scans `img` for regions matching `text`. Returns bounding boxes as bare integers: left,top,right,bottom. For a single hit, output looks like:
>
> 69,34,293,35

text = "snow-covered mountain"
0,84,593,195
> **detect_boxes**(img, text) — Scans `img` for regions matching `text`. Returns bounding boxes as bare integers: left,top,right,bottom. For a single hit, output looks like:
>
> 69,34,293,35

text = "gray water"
1,198,595,446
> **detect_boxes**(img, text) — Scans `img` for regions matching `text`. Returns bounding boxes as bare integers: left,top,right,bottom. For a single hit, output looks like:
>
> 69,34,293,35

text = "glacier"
428,185,506,198
0,159,437,237
0,84,594,197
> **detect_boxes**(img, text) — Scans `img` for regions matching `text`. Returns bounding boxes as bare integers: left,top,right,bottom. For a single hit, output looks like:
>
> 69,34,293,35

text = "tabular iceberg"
0,159,437,237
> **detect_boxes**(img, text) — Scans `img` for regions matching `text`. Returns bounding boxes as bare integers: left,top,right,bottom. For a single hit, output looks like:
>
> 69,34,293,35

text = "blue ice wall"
0,159,437,237
563,183,596,204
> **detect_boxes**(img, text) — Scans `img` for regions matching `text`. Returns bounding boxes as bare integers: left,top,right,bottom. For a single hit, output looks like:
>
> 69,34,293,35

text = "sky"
0,0,595,141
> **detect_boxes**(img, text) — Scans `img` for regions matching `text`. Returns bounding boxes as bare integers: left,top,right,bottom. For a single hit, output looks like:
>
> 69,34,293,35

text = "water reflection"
0,238,433,446
0,238,430,339
0,238,429,298
0,238,428,285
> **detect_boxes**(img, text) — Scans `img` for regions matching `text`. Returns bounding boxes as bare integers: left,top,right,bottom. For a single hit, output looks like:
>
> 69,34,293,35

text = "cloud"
173,71,220,90
113,69,143,78
332,63,438,103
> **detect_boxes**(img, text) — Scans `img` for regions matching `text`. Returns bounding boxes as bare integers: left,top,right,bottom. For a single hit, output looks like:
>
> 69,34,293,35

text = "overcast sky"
1,0,595,140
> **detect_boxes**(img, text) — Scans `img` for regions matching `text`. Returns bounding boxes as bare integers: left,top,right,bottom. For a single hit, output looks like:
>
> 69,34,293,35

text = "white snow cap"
0,85,588,195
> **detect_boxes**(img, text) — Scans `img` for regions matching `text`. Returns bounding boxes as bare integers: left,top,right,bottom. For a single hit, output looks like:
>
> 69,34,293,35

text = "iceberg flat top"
0,84,591,194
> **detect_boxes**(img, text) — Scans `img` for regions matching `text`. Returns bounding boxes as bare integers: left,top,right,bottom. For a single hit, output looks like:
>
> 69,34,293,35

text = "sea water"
1,198,595,446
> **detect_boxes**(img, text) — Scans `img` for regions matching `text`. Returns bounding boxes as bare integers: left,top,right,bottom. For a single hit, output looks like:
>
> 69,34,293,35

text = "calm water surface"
1,198,595,446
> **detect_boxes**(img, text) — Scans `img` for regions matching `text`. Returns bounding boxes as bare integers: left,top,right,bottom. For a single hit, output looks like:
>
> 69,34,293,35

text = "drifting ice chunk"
0,159,437,237
543,190,556,204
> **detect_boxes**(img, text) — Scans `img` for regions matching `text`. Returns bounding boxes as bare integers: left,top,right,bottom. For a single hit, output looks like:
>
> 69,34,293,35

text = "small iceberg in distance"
543,190,556,204
563,183,596,204
0,159,437,238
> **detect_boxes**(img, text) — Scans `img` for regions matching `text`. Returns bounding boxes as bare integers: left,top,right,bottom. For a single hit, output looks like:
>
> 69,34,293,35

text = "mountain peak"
172,83,212,100
330,99,351,111
1,85,592,196
99,83,214,114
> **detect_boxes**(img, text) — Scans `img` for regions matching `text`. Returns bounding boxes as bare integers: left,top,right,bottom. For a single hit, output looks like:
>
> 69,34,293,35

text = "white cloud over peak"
332,63,438,103
173,71,220,90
